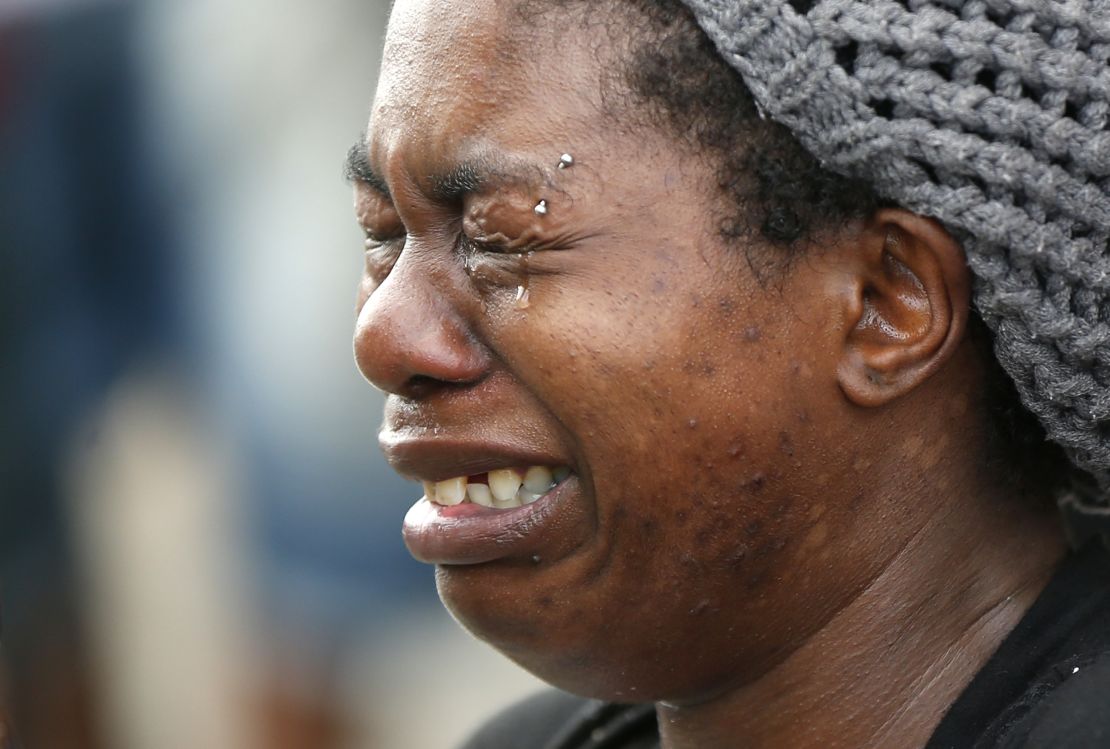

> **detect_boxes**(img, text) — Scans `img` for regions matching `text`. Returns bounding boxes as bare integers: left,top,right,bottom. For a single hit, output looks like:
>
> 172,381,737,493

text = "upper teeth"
424,466,571,508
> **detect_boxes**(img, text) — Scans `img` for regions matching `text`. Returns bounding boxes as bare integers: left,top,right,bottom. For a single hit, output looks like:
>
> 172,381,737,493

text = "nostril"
402,374,448,399
353,309,491,396
352,249,490,396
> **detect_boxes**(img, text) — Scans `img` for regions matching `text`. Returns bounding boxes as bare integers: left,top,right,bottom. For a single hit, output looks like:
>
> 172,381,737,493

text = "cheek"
447,248,875,701
502,268,804,504
456,278,840,694
441,461,819,702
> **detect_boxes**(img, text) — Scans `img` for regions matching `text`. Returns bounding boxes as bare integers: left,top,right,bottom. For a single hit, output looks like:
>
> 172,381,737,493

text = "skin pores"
352,0,1062,718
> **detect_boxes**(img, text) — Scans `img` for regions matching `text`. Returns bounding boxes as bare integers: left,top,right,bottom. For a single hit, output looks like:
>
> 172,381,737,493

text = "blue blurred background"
0,1,541,747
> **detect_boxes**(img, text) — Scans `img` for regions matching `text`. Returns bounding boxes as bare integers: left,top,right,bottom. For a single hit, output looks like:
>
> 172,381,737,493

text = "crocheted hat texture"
679,0,1110,489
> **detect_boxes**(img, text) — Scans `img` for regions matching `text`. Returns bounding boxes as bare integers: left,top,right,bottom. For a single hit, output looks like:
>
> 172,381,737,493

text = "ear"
837,209,971,408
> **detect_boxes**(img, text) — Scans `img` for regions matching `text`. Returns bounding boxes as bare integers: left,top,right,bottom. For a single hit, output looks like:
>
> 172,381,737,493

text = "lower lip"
402,477,579,565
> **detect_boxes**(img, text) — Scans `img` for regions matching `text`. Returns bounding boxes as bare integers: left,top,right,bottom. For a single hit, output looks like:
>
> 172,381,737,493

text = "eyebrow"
344,142,390,197
345,140,540,204
427,162,488,203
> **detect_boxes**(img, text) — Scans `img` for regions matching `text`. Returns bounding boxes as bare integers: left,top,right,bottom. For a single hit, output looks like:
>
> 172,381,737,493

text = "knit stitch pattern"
680,0,1110,488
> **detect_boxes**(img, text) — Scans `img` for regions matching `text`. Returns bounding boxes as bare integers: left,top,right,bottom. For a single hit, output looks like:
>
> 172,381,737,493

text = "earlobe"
837,210,971,408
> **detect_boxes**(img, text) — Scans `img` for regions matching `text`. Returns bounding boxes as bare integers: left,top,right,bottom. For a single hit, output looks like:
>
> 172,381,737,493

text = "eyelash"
363,229,404,248
360,229,531,260
457,233,531,257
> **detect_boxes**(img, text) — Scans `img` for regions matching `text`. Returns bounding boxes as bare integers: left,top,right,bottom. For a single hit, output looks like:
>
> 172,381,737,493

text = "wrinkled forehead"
380,0,523,92
369,0,609,175
374,0,526,146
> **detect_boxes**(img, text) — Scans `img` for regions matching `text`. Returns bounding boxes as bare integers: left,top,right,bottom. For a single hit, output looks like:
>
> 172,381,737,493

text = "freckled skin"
353,1,1068,746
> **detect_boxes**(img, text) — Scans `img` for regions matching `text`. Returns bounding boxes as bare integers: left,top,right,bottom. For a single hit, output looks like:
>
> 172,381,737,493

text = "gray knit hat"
678,0,1110,497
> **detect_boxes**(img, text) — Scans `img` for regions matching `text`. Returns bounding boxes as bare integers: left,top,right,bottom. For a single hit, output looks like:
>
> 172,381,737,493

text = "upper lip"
380,428,572,483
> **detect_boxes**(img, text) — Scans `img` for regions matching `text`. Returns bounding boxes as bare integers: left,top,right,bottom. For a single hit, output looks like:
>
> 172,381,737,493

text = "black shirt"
460,544,1110,749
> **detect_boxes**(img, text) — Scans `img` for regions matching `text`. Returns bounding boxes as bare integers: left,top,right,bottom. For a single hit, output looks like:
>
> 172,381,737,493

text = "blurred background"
0,0,543,747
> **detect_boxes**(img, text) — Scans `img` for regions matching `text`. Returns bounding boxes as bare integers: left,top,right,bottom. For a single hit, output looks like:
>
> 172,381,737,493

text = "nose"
353,249,489,398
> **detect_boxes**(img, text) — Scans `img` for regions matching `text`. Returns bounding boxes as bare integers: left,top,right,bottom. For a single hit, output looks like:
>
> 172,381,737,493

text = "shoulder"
1012,653,1110,748
929,546,1110,748
456,690,657,749
457,690,593,749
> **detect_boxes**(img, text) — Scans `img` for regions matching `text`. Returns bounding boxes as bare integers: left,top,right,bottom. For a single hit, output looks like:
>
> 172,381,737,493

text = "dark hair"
518,0,882,254
520,0,1071,497
618,2,882,250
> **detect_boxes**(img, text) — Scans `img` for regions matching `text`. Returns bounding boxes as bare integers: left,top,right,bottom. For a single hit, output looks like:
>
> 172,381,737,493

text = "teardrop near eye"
459,232,532,256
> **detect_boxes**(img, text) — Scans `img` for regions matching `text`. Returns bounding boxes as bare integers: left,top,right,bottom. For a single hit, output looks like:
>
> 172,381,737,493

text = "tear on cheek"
464,252,530,291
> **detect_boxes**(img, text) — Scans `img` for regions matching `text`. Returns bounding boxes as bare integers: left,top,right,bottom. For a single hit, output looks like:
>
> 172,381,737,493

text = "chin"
435,563,749,704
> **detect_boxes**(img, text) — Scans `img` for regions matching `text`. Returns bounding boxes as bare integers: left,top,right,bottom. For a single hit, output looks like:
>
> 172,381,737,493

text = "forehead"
370,0,607,177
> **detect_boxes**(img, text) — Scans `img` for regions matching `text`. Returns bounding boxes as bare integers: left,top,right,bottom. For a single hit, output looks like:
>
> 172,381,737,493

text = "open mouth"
402,463,585,565
383,429,589,565
423,465,573,509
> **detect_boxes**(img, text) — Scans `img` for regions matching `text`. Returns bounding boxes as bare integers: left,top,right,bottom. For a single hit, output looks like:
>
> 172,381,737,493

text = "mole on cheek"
740,473,766,493
721,544,749,568
778,432,795,457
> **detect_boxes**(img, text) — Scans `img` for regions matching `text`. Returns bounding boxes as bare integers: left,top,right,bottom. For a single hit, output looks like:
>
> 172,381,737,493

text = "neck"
655,482,1065,749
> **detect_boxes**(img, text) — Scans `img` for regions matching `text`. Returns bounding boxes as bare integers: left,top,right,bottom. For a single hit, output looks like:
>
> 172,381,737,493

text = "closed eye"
364,230,407,248
362,231,406,285
458,232,533,257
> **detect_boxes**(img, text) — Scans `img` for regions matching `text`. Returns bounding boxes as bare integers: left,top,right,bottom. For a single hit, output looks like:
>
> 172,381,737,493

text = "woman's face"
354,0,898,702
